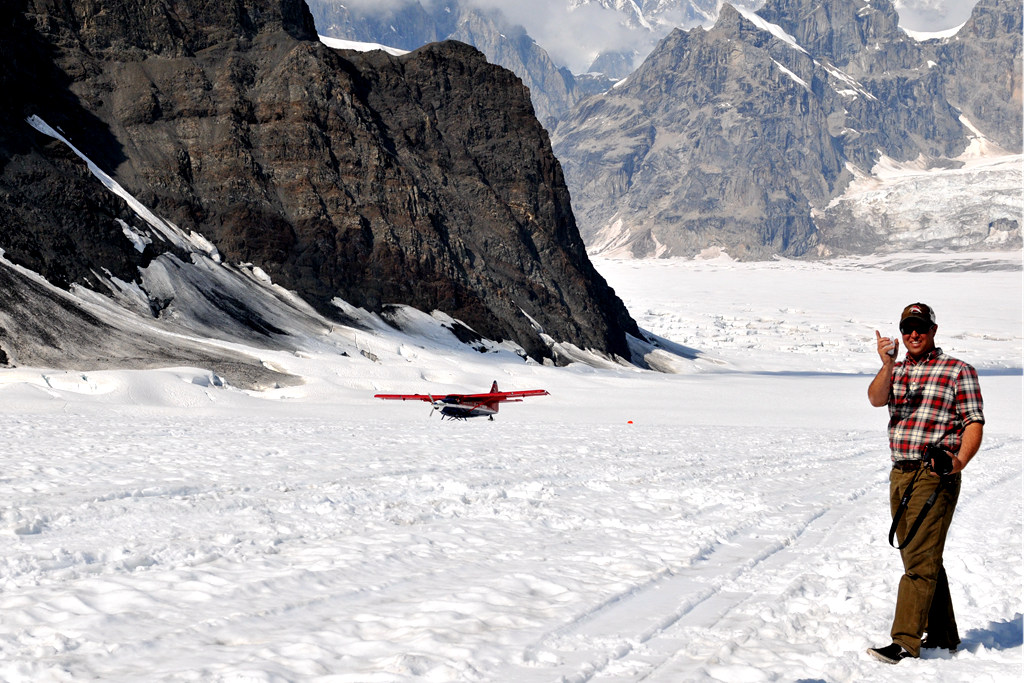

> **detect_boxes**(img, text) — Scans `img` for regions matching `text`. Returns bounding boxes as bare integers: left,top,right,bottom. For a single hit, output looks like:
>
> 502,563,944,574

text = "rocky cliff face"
553,3,847,258
445,11,578,130
1,0,640,376
551,0,1022,258
939,0,1023,152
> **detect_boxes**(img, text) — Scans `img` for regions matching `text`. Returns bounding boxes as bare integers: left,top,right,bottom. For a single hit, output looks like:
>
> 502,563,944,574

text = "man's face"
900,318,937,358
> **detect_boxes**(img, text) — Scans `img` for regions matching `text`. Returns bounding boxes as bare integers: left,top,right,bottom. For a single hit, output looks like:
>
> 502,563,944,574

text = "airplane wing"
374,389,549,403
456,389,550,402
373,393,436,402
495,389,550,400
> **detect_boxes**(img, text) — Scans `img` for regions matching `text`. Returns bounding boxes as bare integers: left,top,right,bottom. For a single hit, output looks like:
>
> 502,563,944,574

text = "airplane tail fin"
490,381,499,413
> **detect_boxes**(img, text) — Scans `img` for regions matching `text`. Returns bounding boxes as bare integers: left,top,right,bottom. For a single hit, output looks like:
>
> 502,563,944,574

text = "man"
866,302,985,664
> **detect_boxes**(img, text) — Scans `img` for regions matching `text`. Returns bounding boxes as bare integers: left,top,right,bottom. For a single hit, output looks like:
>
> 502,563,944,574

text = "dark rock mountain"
0,0,641,379
552,0,1022,258
553,3,847,258
756,0,1021,158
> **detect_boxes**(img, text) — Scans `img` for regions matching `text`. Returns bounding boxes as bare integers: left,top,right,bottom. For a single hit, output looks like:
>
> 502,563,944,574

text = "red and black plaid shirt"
887,348,985,461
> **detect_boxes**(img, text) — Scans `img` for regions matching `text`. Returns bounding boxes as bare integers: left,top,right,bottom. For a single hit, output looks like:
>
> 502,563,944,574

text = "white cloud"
467,0,653,72
892,0,979,32
341,0,421,11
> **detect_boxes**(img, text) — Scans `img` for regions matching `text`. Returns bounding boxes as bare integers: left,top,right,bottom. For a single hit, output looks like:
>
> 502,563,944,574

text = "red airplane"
374,381,549,420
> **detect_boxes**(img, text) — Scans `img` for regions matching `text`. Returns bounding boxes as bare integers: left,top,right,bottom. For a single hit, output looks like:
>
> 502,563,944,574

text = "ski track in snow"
1,254,1021,682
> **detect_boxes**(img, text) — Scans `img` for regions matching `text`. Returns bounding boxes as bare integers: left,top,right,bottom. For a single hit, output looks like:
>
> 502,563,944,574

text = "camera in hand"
925,445,954,475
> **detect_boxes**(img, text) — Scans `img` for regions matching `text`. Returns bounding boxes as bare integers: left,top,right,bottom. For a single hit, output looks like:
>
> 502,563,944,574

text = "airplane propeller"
428,395,444,419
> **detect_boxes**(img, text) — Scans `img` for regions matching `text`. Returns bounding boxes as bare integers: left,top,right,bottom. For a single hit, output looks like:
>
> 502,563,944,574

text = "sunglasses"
900,320,934,335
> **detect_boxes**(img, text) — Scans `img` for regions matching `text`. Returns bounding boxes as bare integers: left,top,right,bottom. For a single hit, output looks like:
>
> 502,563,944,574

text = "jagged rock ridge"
0,0,640,378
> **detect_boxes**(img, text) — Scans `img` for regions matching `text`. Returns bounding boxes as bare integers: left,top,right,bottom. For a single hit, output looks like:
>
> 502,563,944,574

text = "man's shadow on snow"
795,617,1023,676
916,613,1024,661
960,614,1024,652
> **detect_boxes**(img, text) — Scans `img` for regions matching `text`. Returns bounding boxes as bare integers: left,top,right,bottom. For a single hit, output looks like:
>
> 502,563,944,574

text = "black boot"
867,643,909,664
921,636,959,652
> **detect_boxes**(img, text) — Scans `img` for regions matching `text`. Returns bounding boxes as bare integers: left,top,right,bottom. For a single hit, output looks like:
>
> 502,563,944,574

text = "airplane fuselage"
435,397,498,419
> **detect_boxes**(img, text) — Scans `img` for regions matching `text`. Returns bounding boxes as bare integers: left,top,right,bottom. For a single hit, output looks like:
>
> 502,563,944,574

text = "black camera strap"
888,470,949,550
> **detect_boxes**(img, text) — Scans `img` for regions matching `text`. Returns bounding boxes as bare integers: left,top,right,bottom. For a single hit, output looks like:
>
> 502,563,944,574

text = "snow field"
595,252,1023,373
1,253,1021,681
2,414,1019,681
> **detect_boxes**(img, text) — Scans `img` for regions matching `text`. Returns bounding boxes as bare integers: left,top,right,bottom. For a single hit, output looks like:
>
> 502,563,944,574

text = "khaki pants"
888,468,961,657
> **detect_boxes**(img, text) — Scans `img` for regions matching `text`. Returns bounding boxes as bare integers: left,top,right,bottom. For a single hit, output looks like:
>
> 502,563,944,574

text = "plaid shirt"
887,347,985,461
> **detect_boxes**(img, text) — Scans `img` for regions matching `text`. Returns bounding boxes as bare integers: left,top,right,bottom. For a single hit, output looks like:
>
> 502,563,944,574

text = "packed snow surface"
1,252,1021,682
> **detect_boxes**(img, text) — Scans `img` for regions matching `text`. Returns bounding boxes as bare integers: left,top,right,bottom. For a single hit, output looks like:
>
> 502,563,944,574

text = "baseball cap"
900,303,936,327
